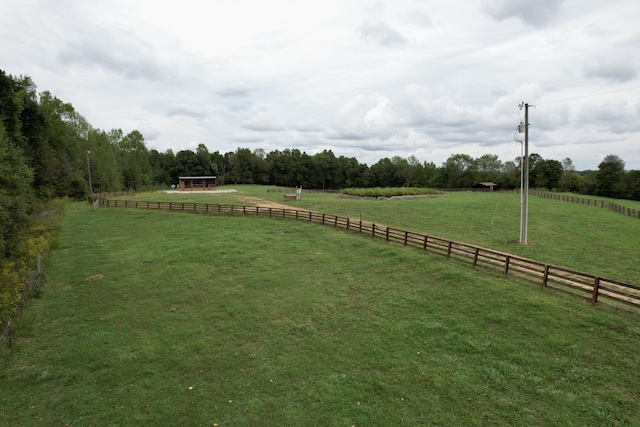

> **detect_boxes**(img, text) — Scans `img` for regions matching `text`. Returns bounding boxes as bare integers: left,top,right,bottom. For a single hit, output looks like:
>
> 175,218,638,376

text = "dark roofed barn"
179,176,217,191
472,182,498,192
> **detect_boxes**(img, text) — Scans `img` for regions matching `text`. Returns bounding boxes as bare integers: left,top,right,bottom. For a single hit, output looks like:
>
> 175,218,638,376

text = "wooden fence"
266,188,342,194
89,190,135,200
530,190,640,219
89,196,640,316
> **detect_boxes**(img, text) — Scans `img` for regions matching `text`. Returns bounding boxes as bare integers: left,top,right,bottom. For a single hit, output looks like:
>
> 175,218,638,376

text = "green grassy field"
1,202,639,426
128,186,640,284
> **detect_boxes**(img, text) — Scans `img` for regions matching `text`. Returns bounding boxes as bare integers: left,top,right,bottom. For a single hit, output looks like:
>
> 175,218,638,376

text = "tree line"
3,71,640,199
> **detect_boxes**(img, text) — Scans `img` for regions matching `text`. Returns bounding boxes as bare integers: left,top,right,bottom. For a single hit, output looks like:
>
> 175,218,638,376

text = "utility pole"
87,150,93,195
519,103,529,244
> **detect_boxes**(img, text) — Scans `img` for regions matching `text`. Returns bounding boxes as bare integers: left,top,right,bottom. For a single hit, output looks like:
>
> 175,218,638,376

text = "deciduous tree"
596,155,625,198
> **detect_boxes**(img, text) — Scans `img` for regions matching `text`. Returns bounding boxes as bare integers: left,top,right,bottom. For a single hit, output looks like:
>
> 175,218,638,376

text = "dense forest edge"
1,69,639,330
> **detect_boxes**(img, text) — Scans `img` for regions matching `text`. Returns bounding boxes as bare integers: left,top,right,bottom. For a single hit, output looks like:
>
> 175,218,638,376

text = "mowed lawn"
1,202,639,426
130,186,640,284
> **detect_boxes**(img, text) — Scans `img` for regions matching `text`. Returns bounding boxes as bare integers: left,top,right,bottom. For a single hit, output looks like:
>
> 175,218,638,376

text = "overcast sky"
2,0,639,169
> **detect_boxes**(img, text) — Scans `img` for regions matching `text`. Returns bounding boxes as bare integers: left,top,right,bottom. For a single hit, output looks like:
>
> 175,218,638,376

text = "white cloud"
1,0,640,170
358,19,408,46
243,109,287,132
584,55,639,83
482,0,565,27
329,95,399,140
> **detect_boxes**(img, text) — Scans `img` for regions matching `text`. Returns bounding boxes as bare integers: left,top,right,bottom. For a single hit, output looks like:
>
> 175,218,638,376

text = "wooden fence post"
404,231,408,246
543,265,550,287
504,255,510,275
591,277,600,305
423,235,428,251
447,241,453,258
473,247,479,267
346,218,350,231
386,227,389,241
372,224,376,237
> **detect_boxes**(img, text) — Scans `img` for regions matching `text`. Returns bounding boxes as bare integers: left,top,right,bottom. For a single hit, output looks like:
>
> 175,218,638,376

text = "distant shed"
472,182,498,192
179,176,217,191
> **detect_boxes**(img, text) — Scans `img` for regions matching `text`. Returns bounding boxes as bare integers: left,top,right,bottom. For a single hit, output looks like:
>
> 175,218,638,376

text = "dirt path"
239,196,385,228
239,196,305,211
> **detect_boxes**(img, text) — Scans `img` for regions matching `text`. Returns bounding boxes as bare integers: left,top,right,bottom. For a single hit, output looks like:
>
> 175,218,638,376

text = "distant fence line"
529,190,640,219
89,194,640,316
90,190,135,198
266,188,342,194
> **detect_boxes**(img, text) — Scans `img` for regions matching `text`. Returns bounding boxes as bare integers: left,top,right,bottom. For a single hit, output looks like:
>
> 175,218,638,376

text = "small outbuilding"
179,176,217,191
472,182,498,192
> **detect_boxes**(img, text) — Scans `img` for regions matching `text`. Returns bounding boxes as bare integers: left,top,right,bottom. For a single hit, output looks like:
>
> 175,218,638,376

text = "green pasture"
128,186,640,284
1,202,639,426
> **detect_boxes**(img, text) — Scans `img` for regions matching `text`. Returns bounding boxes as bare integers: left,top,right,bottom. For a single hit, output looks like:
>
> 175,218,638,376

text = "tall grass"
1,202,639,426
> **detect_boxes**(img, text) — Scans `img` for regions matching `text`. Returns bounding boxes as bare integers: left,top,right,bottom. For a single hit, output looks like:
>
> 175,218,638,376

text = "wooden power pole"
519,103,529,244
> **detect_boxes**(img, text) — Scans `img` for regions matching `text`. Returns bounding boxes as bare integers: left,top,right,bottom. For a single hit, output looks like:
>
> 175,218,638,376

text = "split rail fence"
530,190,640,219
89,195,640,316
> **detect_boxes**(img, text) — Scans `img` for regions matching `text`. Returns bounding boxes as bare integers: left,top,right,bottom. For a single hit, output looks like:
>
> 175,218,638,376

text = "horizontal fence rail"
530,190,640,219
89,195,640,315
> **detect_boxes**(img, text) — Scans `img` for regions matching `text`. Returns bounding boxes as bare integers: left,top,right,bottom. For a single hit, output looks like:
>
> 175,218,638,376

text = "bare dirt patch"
239,196,303,211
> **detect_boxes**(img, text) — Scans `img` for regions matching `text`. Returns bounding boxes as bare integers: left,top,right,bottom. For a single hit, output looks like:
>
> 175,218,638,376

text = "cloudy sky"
2,0,640,169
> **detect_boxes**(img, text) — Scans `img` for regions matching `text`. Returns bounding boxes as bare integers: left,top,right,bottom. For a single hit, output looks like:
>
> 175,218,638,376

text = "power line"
536,85,640,106
533,113,640,126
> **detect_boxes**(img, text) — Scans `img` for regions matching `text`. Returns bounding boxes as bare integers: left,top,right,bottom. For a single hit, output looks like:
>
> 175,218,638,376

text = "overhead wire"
532,113,640,126
535,85,640,106
523,85,640,126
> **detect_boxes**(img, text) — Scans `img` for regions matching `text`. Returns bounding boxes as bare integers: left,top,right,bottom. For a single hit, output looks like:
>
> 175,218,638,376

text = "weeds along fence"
89,196,640,316
530,190,640,219
0,255,44,348
89,190,135,200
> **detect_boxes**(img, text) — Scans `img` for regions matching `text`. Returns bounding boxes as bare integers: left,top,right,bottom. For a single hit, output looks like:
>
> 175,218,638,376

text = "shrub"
342,187,443,198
